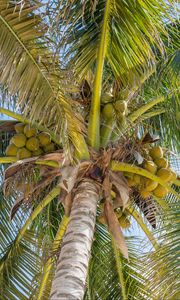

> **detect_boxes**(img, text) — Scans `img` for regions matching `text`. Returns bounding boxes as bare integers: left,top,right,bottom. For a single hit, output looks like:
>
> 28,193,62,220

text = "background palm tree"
0,1,179,299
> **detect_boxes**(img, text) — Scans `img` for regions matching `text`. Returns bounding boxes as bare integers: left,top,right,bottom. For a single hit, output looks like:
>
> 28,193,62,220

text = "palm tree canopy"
0,1,179,299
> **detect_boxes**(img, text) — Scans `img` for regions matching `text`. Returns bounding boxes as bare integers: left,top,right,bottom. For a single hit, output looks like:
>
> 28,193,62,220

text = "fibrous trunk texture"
50,179,100,300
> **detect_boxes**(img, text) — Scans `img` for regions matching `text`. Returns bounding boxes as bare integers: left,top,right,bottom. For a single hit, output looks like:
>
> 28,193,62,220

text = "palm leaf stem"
37,215,69,300
111,161,179,198
0,108,61,146
141,108,165,120
127,207,158,250
87,0,111,150
112,238,127,300
0,157,60,168
0,186,60,273
128,96,164,123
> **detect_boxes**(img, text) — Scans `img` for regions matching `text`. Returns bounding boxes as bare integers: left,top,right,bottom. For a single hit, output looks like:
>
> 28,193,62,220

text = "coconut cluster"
126,146,177,199
101,94,127,124
5,123,56,159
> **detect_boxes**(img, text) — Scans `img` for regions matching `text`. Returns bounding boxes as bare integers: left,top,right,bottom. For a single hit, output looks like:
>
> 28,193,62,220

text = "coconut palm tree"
0,1,180,299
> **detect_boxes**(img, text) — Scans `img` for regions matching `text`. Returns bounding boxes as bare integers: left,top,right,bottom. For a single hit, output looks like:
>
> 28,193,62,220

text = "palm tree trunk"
50,178,100,300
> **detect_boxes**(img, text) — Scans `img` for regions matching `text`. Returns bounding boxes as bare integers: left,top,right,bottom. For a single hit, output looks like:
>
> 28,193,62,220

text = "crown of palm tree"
0,1,179,299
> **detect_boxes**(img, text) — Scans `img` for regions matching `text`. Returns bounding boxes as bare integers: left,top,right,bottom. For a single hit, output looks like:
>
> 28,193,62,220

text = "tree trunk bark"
50,178,100,300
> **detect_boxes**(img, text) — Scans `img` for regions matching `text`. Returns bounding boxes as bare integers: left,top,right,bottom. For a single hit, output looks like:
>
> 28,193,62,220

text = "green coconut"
113,100,127,113
102,103,115,119
43,142,56,153
5,144,18,156
17,148,31,160
24,124,37,138
11,134,27,148
101,92,113,104
38,132,51,146
32,148,43,156
26,137,40,151
14,123,25,134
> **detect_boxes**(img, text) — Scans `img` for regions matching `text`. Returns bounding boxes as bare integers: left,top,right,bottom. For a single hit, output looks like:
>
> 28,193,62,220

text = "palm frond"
85,223,152,299
58,0,170,81
143,193,180,299
0,1,88,158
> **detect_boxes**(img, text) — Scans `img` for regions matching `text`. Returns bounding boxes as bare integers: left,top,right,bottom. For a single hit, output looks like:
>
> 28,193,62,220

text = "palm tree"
0,1,179,299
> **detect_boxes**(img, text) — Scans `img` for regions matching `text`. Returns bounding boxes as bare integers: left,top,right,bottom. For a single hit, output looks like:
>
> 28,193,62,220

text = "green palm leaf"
0,1,88,158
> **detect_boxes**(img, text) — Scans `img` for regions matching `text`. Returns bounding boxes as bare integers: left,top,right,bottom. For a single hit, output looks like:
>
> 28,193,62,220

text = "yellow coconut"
5,144,18,156
26,137,39,151
139,189,151,199
133,174,142,185
17,148,31,159
118,215,131,229
102,103,114,119
24,124,37,138
144,178,158,191
127,177,136,187
113,100,127,113
149,146,163,160
156,168,172,182
11,134,27,148
143,160,157,174
169,169,177,182
154,157,168,169
14,123,25,134
38,132,51,146
43,142,56,153
153,185,168,198
115,210,123,219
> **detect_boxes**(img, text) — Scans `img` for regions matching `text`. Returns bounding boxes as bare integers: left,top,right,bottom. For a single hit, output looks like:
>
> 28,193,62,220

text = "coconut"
157,168,172,182
139,189,151,199
5,144,18,156
14,123,25,134
11,134,27,148
113,100,127,113
133,174,142,185
43,142,56,153
149,146,163,159
101,92,113,104
38,132,51,146
154,157,168,169
102,103,114,119
118,215,131,229
32,148,43,156
17,148,31,159
168,169,177,182
127,177,136,187
144,179,158,191
26,137,39,151
24,124,37,138
153,185,168,198
143,160,157,174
